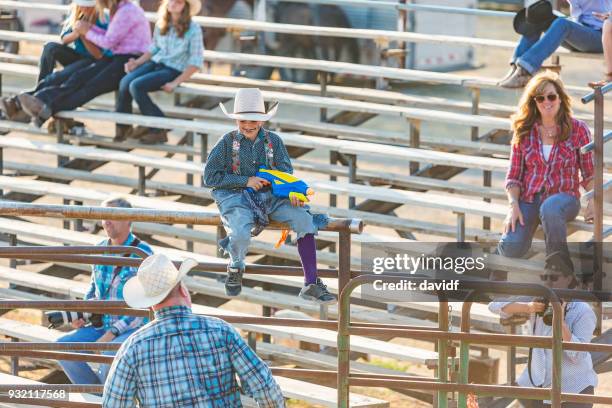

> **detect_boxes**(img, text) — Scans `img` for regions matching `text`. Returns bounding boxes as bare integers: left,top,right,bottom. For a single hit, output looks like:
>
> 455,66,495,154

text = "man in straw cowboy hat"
103,253,285,407
204,88,336,304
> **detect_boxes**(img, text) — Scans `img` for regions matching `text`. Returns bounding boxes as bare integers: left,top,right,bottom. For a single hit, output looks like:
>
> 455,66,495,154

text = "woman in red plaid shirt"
498,71,594,259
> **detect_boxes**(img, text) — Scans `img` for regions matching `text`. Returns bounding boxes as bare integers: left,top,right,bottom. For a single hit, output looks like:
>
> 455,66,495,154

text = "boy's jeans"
213,189,316,269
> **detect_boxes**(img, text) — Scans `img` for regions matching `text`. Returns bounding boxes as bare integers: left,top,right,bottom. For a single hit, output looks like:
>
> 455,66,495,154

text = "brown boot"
498,65,532,89
17,94,51,126
128,126,150,139
0,96,20,120
497,63,517,85
140,130,168,145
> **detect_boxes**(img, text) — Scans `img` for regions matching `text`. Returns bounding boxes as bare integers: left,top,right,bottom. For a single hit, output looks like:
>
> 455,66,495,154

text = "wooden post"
470,88,480,141
63,199,71,230
507,323,517,384
409,119,421,174
186,132,194,186
10,337,18,376
455,212,466,242
397,0,408,69
74,201,83,231
138,166,146,196
56,118,67,167
0,146,3,197
483,170,491,230
248,331,257,352
329,151,338,207
319,71,328,122
346,154,357,209
8,234,16,269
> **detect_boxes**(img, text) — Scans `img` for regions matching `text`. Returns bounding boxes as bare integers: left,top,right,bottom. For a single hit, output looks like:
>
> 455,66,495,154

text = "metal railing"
337,275,612,408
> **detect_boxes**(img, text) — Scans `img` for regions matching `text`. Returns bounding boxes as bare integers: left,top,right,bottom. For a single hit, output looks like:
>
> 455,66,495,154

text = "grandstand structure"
0,0,609,407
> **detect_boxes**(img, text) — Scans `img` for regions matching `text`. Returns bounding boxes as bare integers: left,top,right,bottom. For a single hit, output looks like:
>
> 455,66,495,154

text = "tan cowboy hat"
185,0,201,16
123,254,198,309
219,88,279,121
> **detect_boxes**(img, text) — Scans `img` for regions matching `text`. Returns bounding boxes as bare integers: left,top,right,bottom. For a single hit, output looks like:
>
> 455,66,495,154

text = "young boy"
204,88,336,304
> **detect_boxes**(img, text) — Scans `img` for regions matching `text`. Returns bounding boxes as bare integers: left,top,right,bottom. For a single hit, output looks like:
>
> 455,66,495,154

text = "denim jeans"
513,18,603,74
498,193,580,259
28,57,93,96
37,42,84,83
35,55,135,115
213,189,317,269
56,325,137,384
116,61,180,121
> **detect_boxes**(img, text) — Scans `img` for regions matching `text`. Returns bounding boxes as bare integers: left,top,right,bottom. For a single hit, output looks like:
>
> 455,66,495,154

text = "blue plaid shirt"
150,21,204,72
85,233,153,334
103,306,285,407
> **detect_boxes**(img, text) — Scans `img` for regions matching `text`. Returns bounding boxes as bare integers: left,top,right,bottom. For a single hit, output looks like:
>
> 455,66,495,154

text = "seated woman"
204,88,336,304
0,0,107,121
498,71,594,259
489,251,597,408
116,0,204,144
16,0,151,129
500,0,607,88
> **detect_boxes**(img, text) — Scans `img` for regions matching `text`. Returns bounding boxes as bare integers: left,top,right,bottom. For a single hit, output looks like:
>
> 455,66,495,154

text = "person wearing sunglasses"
489,251,597,408
498,71,594,261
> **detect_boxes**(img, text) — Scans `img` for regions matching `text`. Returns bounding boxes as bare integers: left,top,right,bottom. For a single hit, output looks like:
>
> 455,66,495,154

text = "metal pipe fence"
336,275,612,408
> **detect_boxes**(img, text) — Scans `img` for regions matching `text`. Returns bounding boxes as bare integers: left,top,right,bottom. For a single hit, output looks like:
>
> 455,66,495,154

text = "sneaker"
498,65,532,89
140,129,168,145
225,265,243,296
299,278,337,305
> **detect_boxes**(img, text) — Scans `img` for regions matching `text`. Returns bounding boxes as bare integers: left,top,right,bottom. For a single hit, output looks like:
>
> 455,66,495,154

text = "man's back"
103,306,284,407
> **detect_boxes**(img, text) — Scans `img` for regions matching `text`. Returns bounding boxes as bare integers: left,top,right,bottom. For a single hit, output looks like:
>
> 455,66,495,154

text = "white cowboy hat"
73,0,96,7
123,254,198,309
219,88,279,121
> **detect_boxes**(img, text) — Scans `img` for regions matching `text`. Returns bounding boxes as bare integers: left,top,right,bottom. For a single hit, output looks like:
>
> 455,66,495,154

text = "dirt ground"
0,9,610,408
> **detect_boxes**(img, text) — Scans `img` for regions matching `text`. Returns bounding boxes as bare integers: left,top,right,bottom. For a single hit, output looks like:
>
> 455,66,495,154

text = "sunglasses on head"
539,274,560,282
534,94,558,103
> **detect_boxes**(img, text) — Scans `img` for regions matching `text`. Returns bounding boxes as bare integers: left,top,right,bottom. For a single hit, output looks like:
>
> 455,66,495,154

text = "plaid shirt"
505,119,594,203
150,21,204,72
85,233,153,334
203,129,292,190
103,306,285,408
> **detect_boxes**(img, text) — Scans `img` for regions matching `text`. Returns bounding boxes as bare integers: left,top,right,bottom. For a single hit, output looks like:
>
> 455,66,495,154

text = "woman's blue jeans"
498,193,580,258
513,18,603,74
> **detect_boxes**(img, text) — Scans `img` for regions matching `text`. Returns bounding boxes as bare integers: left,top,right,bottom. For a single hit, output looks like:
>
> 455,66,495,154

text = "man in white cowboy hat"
103,253,285,407
204,88,336,304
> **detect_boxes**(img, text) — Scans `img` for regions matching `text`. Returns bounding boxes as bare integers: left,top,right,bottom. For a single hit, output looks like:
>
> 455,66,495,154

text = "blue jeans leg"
512,33,540,63
214,190,255,269
517,18,603,74
497,196,542,258
116,61,158,115
129,63,180,118
97,329,137,383
268,195,317,239
539,193,580,256
56,326,105,384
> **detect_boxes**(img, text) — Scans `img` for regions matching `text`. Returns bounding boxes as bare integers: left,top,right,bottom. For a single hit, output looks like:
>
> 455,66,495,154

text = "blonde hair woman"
16,0,151,127
498,71,594,259
0,0,105,121
115,0,204,144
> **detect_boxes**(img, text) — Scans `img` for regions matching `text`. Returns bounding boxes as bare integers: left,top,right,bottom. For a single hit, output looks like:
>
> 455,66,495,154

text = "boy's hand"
247,176,269,191
528,301,546,314
290,195,304,207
